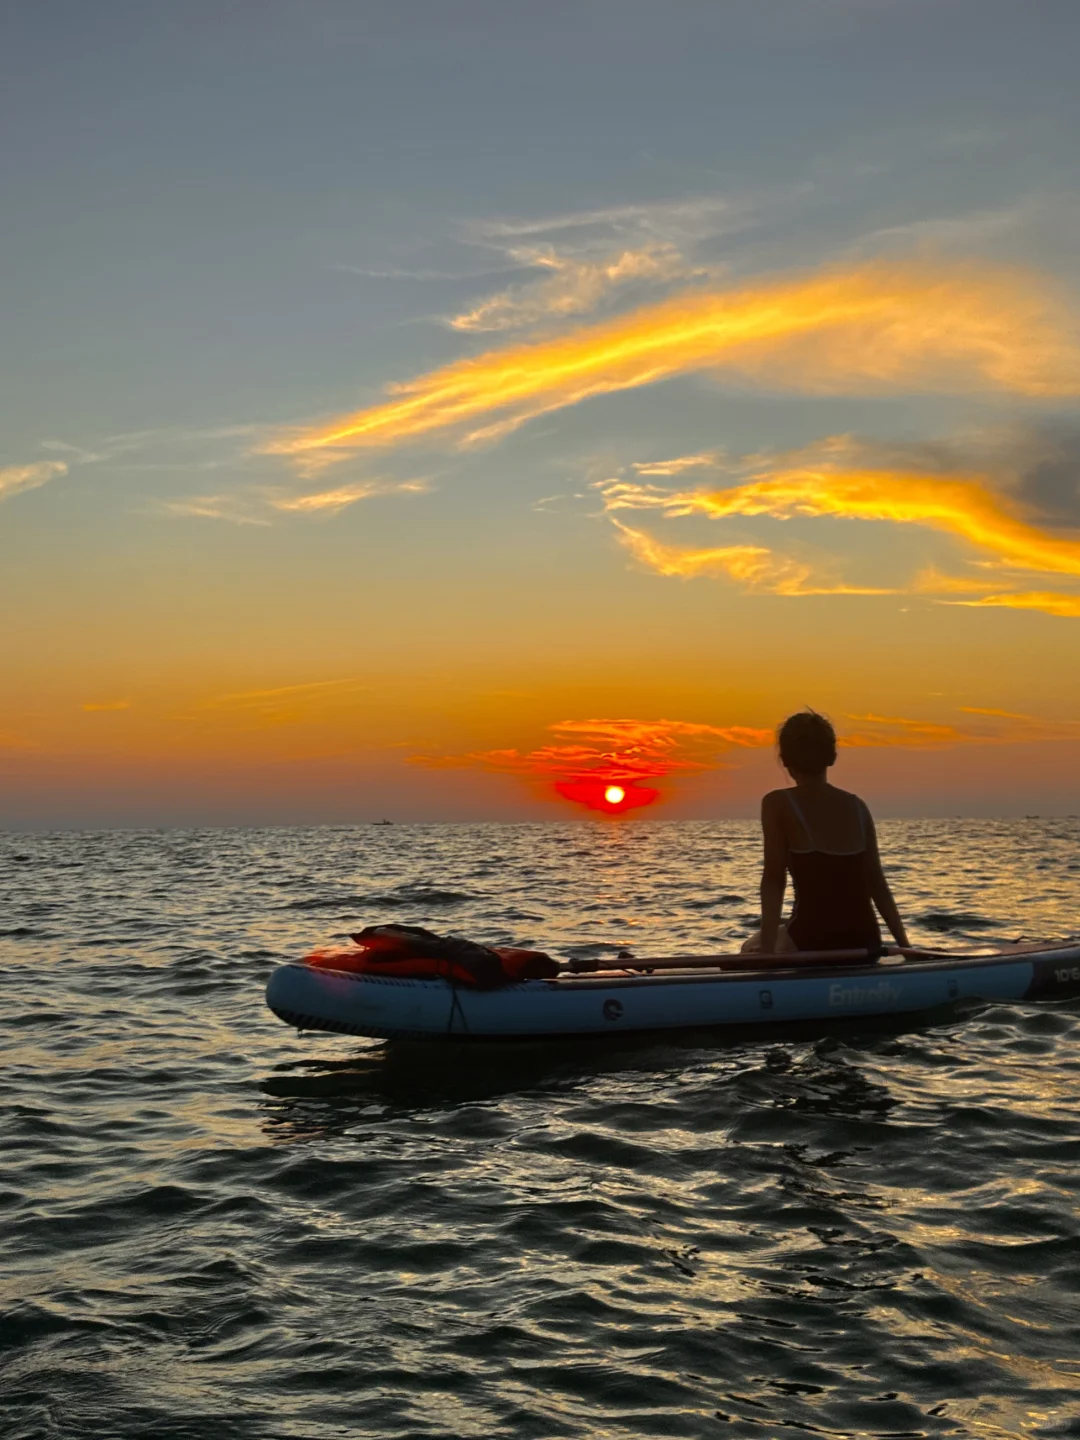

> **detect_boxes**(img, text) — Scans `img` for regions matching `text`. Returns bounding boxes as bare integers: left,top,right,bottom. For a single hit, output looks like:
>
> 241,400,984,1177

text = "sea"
2,818,1079,1440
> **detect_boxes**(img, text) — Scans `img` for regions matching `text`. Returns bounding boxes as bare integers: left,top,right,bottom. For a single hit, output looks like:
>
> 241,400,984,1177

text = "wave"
917,909,1002,932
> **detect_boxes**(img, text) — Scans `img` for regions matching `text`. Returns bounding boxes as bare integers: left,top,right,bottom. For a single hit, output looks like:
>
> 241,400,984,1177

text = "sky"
3,0,1080,827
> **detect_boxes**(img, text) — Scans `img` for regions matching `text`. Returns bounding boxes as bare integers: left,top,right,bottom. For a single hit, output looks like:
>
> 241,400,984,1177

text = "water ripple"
1,820,1078,1438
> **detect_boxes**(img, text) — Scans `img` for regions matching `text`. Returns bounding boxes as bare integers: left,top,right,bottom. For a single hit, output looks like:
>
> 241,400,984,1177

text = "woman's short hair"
777,709,837,774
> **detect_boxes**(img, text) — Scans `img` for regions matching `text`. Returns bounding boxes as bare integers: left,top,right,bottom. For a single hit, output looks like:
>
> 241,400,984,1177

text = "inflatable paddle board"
265,940,1080,1042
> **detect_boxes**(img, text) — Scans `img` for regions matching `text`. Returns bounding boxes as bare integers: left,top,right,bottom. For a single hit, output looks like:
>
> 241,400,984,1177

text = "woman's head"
777,709,837,777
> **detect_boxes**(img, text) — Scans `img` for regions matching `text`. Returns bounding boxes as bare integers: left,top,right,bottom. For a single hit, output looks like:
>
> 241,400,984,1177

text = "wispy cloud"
413,715,770,776
841,713,970,749
610,516,897,596
446,243,705,333
270,478,429,513
551,717,769,752
601,457,1080,577
631,453,722,477
941,590,1080,618
846,205,1037,259
329,264,496,282
411,716,771,811
263,260,1080,468
0,460,69,503
157,476,429,523
204,678,367,710
81,700,132,713
4,424,274,518
329,192,766,329
410,707,1080,811
842,710,1080,746
464,192,773,248
157,494,273,526
960,706,1034,720
197,678,371,727
8,421,430,528
102,423,265,449
596,436,1080,616
40,439,106,463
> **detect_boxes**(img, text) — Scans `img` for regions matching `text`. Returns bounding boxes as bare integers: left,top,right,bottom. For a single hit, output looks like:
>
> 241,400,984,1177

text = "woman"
743,709,909,958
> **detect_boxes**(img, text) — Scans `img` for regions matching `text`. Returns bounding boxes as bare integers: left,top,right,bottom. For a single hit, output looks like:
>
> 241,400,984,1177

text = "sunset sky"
3,0,1080,826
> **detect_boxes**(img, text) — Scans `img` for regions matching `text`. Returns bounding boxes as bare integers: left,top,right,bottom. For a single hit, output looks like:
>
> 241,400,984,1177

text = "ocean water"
1,818,1079,1440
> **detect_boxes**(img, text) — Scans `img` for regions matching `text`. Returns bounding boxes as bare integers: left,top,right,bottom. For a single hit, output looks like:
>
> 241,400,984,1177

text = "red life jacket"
304,923,560,988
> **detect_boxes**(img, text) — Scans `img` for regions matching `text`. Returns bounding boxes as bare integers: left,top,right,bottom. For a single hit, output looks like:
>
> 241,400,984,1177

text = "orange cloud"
263,261,1080,465
410,716,771,813
81,700,132,713
611,517,897,595
602,465,1080,577
840,713,971,749
598,441,1080,616
549,717,768,749
960,706,1034,720
909,568,1080,616
941,590,1080,618
409,707,1080,812
197,678,371,727
841,710,1080,748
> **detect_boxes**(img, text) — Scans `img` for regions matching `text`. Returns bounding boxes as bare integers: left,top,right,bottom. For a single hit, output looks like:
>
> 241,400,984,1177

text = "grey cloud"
1008,425,1080,529
825,424,1080,531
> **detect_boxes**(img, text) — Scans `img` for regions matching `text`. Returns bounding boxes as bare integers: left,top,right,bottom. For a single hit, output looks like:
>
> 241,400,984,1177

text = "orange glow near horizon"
409,716,772,815
403,707,1080,817
5,687,1080,825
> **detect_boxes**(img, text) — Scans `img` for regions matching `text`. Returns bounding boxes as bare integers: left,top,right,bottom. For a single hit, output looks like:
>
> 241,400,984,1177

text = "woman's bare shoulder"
761,788,790,811
833,785,874,815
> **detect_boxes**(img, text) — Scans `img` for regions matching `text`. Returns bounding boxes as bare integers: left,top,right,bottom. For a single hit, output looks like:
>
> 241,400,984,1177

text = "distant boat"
373,819,393,826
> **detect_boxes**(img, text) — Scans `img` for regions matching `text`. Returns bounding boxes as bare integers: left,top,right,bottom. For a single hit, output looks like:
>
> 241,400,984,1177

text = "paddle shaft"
564,944,948,975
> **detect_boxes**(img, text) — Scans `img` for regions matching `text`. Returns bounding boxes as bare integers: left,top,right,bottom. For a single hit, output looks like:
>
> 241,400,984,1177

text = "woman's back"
774,784,879,952
774,782,865,855
751,709,909,958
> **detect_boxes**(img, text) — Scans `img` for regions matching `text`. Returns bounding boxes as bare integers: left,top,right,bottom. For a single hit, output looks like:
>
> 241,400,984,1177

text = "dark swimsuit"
785,791,880,956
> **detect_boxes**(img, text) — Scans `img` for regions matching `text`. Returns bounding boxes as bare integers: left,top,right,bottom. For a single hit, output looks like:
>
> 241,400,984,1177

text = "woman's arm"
862,804,910,947
759,792,788,953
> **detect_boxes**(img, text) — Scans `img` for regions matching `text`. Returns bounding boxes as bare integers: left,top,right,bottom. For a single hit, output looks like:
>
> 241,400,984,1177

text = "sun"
554,778,659,813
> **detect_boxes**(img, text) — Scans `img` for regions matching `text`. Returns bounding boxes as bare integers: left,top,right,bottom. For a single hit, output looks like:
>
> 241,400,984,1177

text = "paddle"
563,944,942,976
